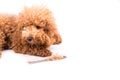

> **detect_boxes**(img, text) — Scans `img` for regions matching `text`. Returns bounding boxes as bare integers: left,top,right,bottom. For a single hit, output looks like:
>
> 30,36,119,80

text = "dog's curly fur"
12,6,62,57
0,14,16,57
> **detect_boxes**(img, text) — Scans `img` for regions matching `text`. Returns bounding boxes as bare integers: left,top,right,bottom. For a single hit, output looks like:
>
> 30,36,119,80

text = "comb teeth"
28,59,46,64
28,55,67,64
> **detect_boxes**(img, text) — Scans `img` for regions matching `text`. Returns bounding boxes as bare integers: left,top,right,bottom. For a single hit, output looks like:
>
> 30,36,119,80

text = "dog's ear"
45,22,62,45
52,30,62,45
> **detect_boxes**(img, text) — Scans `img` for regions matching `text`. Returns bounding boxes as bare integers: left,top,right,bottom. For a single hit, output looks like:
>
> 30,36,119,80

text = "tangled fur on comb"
12,6,62,57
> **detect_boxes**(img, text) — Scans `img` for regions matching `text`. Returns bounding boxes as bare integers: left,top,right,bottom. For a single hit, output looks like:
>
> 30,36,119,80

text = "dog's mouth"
25,36,44,45
25,37,48,49
22,34,51,48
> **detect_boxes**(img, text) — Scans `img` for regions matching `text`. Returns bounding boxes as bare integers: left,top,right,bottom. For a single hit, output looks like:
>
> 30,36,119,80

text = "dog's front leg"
37,49,52,57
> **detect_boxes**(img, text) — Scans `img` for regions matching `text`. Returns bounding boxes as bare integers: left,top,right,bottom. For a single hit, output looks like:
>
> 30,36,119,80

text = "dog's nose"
27,37,33,42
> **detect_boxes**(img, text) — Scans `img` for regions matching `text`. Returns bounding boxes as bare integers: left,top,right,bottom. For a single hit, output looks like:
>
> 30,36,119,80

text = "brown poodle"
12,6,62,57
0,14,16,57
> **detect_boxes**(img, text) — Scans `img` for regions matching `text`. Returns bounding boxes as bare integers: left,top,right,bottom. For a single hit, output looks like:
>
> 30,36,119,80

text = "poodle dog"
0,14,16,57
12,6,62,57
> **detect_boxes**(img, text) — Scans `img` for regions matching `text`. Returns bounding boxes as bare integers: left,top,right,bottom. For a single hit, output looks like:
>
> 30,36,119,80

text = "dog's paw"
38,49,52,57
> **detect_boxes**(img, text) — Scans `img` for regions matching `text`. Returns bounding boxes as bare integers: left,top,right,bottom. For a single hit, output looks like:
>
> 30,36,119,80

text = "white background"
0,0,120,80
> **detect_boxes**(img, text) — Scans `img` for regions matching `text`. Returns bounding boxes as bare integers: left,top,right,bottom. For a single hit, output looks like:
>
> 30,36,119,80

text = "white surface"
0,0,120,80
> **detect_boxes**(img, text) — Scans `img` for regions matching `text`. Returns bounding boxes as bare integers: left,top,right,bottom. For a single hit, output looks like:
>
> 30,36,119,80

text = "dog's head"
13,6,62,48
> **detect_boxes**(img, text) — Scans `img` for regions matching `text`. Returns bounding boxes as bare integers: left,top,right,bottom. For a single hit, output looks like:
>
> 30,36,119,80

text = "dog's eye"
36,26,41,29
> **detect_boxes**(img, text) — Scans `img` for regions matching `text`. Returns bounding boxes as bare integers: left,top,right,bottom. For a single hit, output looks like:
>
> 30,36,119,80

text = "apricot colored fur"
12,6,62,57
0,14,16,57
